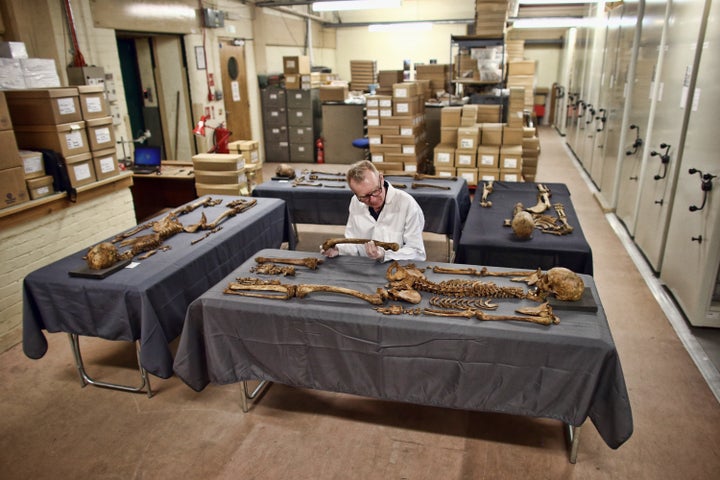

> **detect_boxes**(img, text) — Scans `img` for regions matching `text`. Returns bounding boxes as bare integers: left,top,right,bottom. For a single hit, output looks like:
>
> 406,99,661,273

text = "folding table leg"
239,380,271,412
67,333,153,398
565,423,582,464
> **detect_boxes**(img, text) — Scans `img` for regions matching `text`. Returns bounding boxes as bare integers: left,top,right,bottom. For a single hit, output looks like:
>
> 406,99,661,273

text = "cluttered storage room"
1,0,719,478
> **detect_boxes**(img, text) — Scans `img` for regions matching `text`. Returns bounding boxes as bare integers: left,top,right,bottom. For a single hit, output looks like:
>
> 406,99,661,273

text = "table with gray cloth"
23,196,295,379
252,173,471,248
455,181,594,274
173,248,632,449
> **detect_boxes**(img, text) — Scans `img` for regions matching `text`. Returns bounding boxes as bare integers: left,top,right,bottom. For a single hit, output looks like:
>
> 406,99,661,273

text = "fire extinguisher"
315,136,324,164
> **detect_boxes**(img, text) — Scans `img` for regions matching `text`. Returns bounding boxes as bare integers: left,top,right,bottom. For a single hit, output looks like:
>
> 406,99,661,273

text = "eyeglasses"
355,182,383,202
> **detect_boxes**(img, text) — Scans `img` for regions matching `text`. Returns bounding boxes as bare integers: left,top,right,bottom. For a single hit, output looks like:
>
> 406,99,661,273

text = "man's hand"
365,241,385,261
321,246,339,258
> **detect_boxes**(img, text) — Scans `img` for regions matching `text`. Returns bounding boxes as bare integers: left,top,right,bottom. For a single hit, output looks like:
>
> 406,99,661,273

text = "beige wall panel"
90,0,199,34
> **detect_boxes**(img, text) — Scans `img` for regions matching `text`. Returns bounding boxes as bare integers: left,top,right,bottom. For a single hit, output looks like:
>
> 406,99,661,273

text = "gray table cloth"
455,182,594,274
23,196,295,378
252,173,471,248
174,248,632,449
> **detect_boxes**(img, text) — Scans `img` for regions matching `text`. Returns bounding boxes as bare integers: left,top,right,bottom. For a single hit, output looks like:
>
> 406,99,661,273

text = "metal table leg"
239,380,271,412
565,423,582,464
68,333,153,398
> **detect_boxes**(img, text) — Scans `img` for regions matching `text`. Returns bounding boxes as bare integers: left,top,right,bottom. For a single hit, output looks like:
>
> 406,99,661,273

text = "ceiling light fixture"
367,22,433,33
312,0,402,12
510,17,602,28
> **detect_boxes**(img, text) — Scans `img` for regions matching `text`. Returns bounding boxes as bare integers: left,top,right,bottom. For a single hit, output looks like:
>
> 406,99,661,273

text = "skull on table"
534,267,585,301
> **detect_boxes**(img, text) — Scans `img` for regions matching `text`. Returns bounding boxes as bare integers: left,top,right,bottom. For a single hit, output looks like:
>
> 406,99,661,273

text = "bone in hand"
321,238,400,251
411,182,451,190
255,256,324,269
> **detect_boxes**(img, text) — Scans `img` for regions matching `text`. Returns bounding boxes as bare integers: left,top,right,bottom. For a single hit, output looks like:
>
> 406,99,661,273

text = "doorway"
219,39,252,142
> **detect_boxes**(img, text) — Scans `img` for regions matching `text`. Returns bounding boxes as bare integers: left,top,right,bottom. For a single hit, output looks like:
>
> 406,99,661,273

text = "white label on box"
439,171,452,177
99,155,116,173
369,136,381,145
23,155,43,174
504,173,519,182
371,153,384,162
461,172,475,183
380,99,392,107
287,60,296,68
504,157,518,169
400,127,413,136
380,109,392,117
436,152,450,163
367,118,380,126
395,88,408,98
95,127,111,144
402,145,415,154
74,163,92,180
367,99,379,107
480,154,494,165
397,103,409,113
460,138,474,149
85,97,103,113
56,98,76,115
458,154,471,165
404,163,417,172
481,174,497,181
37,186,50,195
65,131,84,149
367,108,379,117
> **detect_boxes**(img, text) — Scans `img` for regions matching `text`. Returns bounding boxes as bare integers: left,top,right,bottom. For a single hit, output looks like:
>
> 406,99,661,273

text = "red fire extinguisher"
315,137,324,164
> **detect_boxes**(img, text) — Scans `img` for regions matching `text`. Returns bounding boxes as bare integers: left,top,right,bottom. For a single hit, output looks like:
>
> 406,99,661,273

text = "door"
219,39,252,142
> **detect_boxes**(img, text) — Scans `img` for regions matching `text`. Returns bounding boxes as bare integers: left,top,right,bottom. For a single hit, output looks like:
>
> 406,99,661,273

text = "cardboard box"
440,127,458,145
481,123,503,146
500,168,523,182
319,85,348,102
5,88,82,125
0,129,22,169
283,56,311,74
477,167,499,182
14,122,89,158
440,106,462,127
454,148,477,168
393,96,423,116
0,91,11,130
433,165,456,177
192,153,245,171
476,145,500,168
372,161,403,172
392,82,419,99
245,163,263,189
228,139,260,165
433,144,455,166
456,167,478,187
0,166,30,208
26,174,54,199
369,144,402,155
77,85,109,120
285,74,312,90
194,169,246,185
457,126,480,150
503,126,524,145
86,116,115,151
19,150,45,179
0,41,28,59
65,152,97,187
367,125,400,137
92,147,119,180
500,145,523,169
507,60,536,76
196,182,249,197
403,161,417,172
381,115,421,128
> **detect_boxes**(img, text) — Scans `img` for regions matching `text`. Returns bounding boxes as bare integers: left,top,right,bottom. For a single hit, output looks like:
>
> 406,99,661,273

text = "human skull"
275,163,295,179
85,242,120,270
535,267,584,301
511,211,535,239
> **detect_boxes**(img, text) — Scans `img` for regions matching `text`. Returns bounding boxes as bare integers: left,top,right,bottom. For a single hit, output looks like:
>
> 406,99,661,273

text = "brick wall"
0,189,136,353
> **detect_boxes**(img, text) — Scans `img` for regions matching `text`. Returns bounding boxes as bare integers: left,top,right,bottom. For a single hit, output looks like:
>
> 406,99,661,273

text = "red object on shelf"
315,137,324,164
534,105,546,118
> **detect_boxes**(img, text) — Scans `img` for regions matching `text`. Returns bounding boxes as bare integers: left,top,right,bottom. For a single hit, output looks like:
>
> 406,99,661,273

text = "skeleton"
411,182,451,190
250,263,297,276
429,296,498,310
422,301,559,326
172,196,222,216
190,226,223,245
321,238,400,252
513,267,585,301
526,184,552,214
203,199,257,229
224,278,386,305
255,256,324,270
479,181,494,207
431,266,537,278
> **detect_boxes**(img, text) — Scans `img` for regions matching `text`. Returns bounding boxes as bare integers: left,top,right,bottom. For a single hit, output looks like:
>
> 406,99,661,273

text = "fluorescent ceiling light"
510,17,602,28
312,0,402,12
518,0,599,4
368,22,433,33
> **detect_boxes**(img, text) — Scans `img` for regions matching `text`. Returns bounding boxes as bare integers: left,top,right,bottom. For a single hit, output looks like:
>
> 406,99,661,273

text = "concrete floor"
1,126,719,479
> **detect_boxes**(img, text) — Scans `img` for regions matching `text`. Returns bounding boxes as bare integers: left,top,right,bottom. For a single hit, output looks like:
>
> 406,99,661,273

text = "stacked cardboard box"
472,0,509,37
6,87,97,189
506,86,526,127
415,64,451,98
505,40,525,62
228,140,262,191
350,60,377,92
506,60,536,109
367,81,429,174
77,85,119,181
522,127,540,182
377,70,403,96
192,153,248,196
0,91,30,209
283,55,315,90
